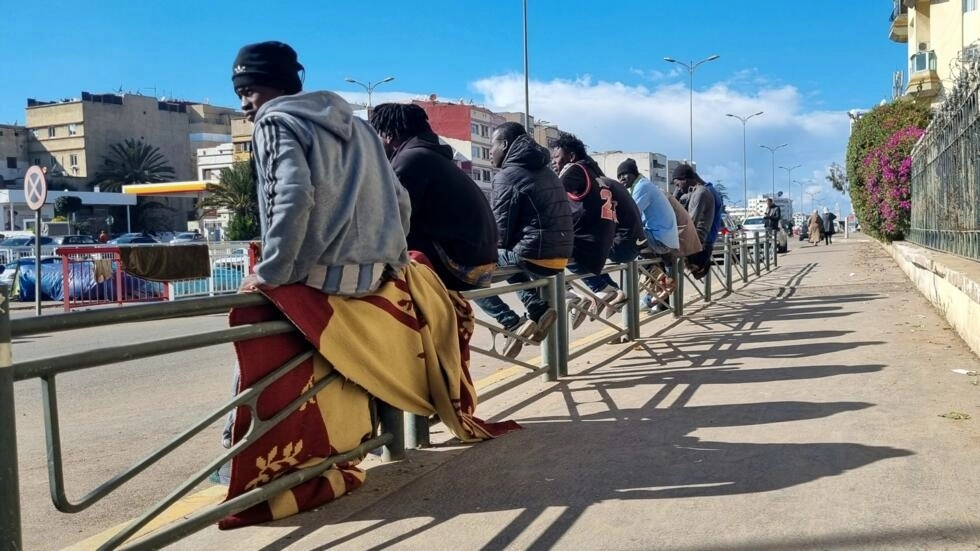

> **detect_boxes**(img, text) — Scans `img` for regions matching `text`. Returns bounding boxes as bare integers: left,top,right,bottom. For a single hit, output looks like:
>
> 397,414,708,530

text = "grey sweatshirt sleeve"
252,116,315,286
687,187,716,245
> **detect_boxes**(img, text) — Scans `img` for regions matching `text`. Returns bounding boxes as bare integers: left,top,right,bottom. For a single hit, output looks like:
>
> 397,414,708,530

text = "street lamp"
522,0,531,132
343,76,395,112
664,54,720,163
760,143,788,198
778,164,801,198
725,111,764,222
792,179,806,221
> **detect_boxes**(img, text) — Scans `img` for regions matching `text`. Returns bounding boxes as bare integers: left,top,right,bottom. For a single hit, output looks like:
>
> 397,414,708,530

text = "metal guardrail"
908,58,980,261
0,233,776,550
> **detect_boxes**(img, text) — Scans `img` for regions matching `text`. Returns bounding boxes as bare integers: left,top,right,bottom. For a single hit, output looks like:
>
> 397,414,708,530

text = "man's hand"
239,273,277,293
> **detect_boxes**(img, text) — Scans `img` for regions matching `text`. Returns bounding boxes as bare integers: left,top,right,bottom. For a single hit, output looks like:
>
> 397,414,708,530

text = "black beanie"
232,41,304,94
617,158,638,177
672,163,697,181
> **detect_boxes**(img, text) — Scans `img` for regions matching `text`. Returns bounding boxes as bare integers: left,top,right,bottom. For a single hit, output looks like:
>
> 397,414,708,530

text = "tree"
54,196,83,219
93,138,175,192
199,161,260,241
826,163,848,193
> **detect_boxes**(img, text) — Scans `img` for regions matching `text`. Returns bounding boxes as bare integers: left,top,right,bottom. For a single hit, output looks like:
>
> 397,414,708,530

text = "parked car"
107,233,159,244
52,234,99,246
740,216,767,236
212,248,249,272
0,236,56,247
170,231,206,243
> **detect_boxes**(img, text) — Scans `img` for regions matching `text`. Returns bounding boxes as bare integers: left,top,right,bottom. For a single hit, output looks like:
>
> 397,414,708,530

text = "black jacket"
559,161,617,274
492,135,573,261
765,205,782,230
390,132,497,289
604,177,645,248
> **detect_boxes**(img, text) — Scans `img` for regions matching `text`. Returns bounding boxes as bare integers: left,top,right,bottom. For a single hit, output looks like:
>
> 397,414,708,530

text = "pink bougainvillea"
857,127,923,241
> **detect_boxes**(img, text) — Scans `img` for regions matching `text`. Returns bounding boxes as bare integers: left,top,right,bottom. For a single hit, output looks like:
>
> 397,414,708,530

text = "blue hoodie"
251,91,411,295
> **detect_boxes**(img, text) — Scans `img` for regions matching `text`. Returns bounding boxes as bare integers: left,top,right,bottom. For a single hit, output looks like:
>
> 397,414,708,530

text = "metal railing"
908,57,980,261
0,233,776,550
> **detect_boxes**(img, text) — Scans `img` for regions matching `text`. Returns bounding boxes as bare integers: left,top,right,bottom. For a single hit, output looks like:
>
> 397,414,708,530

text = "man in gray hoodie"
232,41,411,295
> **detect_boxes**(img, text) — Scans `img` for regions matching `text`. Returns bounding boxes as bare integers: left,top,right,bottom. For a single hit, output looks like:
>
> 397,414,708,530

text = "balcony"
889,0,908,43
906,50,941,101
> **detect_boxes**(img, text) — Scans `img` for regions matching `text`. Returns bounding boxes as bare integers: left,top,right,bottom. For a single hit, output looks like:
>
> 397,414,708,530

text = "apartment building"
413,97,505,194
0,124,28,187
25,92,236,183
231,116,254,162
889,0,980,104
498,112,562,148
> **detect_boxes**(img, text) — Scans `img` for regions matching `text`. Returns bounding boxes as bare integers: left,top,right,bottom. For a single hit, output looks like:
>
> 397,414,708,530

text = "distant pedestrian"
822,207,837,245
808,210,823,246
764,198,782,237
98,230,109,243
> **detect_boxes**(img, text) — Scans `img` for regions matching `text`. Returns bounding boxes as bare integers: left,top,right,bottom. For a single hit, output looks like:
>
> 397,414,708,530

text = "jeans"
473,249,555,328
577,240,639,293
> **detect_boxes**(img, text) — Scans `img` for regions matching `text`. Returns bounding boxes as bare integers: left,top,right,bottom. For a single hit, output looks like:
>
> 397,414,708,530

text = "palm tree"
199,160,259,240
93,138,175,192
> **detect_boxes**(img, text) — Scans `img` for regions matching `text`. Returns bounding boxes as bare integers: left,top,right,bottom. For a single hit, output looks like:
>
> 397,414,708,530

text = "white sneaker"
595,289,627,317
567,296,591,329
501,318,537,359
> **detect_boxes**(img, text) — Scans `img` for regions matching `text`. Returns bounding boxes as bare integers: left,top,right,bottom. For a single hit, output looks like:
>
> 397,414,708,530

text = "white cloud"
468,73,853,214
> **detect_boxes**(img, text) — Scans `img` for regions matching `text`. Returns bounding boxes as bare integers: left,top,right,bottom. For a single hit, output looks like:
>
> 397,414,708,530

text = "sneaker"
531,308,558,341
501,318,537,358
599,289,628,317
568,297,590,330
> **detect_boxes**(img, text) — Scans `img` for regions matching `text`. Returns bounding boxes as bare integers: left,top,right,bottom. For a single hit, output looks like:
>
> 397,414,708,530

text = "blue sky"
1,0,906,214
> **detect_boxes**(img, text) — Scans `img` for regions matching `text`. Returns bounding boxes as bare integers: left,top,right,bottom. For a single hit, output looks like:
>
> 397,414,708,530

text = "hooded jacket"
251,91,411,295
491,135,573,261
389,132,498,290
559,161,617,274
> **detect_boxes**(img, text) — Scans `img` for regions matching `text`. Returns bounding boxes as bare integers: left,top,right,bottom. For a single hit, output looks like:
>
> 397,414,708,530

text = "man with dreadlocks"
370,103,497,291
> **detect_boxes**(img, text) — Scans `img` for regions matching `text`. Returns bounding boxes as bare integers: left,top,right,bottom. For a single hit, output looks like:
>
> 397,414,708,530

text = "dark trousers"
473,249,557,328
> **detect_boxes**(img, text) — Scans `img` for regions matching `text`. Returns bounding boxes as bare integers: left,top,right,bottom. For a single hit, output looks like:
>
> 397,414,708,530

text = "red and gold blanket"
219,259,520,528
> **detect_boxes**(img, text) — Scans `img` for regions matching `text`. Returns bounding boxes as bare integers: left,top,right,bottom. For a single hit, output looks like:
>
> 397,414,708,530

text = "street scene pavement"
145,235,979,550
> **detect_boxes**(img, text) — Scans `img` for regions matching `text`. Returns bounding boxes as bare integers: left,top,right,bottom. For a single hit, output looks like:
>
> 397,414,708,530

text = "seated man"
473,122,573,358
672,164,716,279
370,103,497,291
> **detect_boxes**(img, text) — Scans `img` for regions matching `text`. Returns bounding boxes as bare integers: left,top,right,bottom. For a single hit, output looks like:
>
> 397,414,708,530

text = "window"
49,156,58,168
480,125,489,137
472,169,481,181
31,129,38,138
68,123,77,136
6,157,16,169
32,157,40,166
69,153,78,167
471,123,479,135
471,145,481,159
47,127,56,138
910,50,937,73
482,169,491,182
965,0,978,12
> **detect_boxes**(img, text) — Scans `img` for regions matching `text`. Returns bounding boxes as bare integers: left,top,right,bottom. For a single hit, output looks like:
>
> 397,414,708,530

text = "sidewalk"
174,236,980,550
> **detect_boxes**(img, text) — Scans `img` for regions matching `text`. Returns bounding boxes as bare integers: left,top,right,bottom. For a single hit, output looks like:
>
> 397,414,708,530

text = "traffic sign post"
23,166,48,316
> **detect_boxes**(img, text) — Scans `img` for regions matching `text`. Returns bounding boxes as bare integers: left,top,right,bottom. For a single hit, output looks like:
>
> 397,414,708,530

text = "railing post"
753,232,761,277
772,234,779,268
542,275,562,381
404,414,430,449
673,255,684,317
724,236,733,291
625,260,641,340
0,284,22,551
704,250,713,302
377,401,405,462
764,234,771,271
740,237,749,283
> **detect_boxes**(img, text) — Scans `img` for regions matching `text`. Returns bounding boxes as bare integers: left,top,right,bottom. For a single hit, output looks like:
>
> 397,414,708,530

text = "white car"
740,217,788,253
212,248,250,272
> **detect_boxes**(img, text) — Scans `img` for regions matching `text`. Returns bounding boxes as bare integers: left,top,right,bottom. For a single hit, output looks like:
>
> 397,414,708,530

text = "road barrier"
0,233,776,550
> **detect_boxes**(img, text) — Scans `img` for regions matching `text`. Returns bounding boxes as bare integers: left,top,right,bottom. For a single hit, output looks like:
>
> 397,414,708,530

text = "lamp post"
664,54,720,164
725,111,764,222
522,0,531,132
792,179,806,222
760,143,788,198
778,164,801,198
343,76,395,113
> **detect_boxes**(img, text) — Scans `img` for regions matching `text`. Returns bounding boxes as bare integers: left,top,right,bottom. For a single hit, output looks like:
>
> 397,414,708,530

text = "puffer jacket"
491,135,573,260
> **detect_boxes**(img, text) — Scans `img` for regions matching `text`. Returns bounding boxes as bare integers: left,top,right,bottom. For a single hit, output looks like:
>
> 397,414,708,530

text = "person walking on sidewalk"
808,209,823,246
370,103,497,291
764,198,782,239
473,122,573,358
822,207,837,245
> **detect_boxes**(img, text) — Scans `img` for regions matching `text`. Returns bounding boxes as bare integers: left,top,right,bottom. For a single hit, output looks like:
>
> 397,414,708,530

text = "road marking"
64,485,227,550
